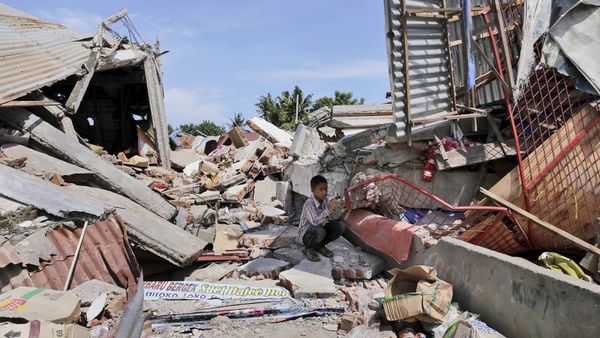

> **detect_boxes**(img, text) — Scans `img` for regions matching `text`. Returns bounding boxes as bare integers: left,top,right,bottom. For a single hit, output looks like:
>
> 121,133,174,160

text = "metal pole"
63,221,89,291
295,94,299,124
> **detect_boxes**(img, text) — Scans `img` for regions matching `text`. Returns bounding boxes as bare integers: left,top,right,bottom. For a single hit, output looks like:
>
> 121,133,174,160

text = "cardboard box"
0,320,89,338
0,287,81,323
446,319,506,338
381,265,452,323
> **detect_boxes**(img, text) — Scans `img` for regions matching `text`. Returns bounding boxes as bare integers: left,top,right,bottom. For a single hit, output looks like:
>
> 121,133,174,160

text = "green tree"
228,113,246,129
312,91,365,110
255,85,313,130
179,121,225,136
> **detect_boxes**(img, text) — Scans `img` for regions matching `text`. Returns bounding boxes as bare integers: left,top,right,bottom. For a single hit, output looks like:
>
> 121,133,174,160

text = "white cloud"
37,8,103,34
264,60,388,80
164,87,230,126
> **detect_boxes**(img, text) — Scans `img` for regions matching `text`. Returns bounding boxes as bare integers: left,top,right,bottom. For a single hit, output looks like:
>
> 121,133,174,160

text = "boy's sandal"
303,248,321,262
316,246,334,258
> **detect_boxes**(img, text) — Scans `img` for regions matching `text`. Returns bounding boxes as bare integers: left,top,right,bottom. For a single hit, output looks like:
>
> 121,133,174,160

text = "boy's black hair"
310,175,328,190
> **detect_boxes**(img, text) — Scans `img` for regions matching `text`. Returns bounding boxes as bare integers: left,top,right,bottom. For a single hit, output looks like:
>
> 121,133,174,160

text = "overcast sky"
6,1,389,126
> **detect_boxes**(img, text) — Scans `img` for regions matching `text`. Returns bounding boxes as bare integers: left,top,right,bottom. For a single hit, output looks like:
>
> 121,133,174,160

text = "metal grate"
508,39,600,251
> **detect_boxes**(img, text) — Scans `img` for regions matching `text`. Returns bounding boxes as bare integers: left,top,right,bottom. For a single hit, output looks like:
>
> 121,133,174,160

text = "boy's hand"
327,200,339,211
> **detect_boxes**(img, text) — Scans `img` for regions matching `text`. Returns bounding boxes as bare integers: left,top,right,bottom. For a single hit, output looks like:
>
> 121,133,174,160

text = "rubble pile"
1,1,600,338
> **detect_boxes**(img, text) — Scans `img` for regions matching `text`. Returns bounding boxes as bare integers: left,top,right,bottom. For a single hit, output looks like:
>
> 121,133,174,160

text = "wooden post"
491,0,515,90
481,188,600,256
401,1,412,145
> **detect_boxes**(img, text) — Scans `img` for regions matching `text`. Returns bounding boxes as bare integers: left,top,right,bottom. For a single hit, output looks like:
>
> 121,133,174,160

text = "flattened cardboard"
0,320,89,338
0,287,81,323
381,265,452,323
447,319,506,338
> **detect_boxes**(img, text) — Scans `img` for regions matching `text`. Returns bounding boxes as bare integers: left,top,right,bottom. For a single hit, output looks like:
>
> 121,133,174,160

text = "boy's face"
312,183,328,202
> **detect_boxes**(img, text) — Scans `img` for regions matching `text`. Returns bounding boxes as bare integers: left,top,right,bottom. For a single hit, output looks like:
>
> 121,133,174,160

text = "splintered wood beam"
481,188,600,256
65,50,100,114
0,100,61,107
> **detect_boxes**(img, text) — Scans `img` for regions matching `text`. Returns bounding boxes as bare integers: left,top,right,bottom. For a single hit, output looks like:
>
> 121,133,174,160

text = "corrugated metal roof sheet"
384,0,455,139
0,213,140,298
0,3,92,104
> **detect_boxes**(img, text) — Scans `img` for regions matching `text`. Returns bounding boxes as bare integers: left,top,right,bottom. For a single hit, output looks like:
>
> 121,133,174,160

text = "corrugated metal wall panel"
0,4,91,104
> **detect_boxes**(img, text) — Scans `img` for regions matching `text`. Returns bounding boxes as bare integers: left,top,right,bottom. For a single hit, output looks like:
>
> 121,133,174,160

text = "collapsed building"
0,1,599,338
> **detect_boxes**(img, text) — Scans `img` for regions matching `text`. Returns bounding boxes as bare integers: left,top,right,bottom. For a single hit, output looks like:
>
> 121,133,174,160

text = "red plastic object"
343,174,532,255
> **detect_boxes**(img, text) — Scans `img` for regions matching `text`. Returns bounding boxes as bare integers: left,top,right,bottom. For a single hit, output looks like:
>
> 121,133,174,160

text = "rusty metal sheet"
0,213,140,297
0,3,92,104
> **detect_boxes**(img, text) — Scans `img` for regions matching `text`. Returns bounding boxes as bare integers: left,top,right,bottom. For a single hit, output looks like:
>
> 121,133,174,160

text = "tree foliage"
255,86,313,130
179,121,225,136
228,113,246,129
256,87,364,129
312,91,365,111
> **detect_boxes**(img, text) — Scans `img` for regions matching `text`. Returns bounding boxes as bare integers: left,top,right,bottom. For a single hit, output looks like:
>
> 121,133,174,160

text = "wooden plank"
0,164,105,218
0,108,177,220
412,112,485,124
143,57,171,169
65,51,100,114
434,135,448,161
434,141,516,170
0,143,93,181
481,188,600,256
491,0,516,89
442,0,457,112
0,100,61,107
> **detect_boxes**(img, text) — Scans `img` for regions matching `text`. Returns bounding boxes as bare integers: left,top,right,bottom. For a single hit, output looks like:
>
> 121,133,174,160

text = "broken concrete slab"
279,257,337,298
69,280,125,307
66,184,207,266
0,195,26,217
240,257,289,279
290,124,326,159
214,224,243,254
0,108,177,220
259,205,286,218
219,173,247,189
286,158,321,197
1,143,93,182
186,263,238,282
170,149,203,170
189,205,217,226
273,245,305,266
246,117,293,148
328,237,384,280
233,140,261,163
15,228,56,266
239,225,299,249
253,176,277,205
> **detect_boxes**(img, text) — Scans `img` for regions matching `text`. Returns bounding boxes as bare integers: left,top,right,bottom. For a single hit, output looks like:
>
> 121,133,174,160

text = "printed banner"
144,281,290,300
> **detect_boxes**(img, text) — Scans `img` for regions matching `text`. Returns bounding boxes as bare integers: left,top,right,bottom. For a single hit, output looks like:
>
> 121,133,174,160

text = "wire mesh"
344,174,530,254
507,39,600,251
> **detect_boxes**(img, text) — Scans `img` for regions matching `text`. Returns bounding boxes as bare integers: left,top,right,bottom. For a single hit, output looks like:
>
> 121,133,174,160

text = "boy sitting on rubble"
299,175,346,262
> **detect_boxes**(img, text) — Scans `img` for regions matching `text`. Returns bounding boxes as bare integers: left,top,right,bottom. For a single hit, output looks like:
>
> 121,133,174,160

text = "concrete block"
329,237,384,280
234,140,261,163
239,225,299,249
275,181,292,211
253,176,277,205
273,245,305,266
222,182,254,203
197,190,220,204
290,124,326,159
240,257,289,279
228,127,249,148
287,158,320,197
279,258,337,298
400,238,600,338
186,262,237,282
170,149,203,169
